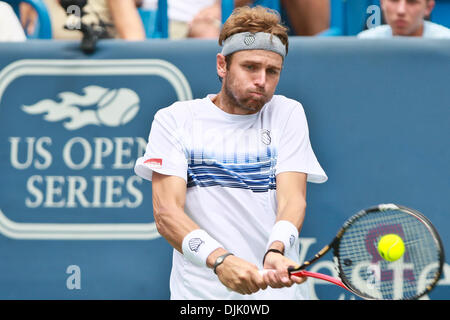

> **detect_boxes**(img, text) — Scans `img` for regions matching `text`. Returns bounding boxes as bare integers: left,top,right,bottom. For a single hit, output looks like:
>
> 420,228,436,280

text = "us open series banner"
1,59,190,239
0,39,449,299
0,52,194,298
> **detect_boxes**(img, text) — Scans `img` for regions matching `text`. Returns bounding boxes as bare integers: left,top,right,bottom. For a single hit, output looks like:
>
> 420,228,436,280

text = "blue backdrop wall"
0,38,448,299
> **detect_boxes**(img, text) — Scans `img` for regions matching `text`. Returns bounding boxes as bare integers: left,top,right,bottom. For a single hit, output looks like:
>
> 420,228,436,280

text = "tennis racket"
265,204,445,300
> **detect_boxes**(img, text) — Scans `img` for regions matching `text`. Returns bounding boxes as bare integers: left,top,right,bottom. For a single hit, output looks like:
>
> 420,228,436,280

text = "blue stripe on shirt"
187,148,277,193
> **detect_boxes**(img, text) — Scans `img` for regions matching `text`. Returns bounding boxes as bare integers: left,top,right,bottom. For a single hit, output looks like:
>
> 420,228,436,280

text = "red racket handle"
259,269,348,291
290,270,348,290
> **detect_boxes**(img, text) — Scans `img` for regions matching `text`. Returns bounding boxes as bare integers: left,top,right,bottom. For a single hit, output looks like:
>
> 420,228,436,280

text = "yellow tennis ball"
378,234,405,262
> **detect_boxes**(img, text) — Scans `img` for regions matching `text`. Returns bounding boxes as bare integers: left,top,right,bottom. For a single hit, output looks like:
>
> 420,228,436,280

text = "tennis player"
135,6,327,299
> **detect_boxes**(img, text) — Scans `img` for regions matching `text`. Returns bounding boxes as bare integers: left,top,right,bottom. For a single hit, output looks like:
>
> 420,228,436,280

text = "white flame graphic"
22,85,140,130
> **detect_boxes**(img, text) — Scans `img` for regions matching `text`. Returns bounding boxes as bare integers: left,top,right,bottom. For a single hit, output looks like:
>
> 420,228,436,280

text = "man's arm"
151,172,267,295
107,0,146,40
262,171,308,287
275,171,307,229
151,173,197,251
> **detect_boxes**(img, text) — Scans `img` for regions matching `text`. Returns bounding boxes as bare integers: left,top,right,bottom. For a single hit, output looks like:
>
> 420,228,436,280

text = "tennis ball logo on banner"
0,59,192,240
22,85,140,130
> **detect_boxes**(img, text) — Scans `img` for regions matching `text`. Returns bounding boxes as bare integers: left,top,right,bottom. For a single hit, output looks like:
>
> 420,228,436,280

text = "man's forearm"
268,172,308,252
275,197,306,231
153,204,199,253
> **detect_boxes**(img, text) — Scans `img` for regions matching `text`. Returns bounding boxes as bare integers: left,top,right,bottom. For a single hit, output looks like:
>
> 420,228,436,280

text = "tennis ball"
96,88,140,126
377,234,405,262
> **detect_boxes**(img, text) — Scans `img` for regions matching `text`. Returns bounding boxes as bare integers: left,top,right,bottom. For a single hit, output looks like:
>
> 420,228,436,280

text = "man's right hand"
215,254,268,295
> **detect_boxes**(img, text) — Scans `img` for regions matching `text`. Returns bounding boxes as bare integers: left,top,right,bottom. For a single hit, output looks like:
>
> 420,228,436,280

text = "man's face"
381,0,435,36
219,50,283,114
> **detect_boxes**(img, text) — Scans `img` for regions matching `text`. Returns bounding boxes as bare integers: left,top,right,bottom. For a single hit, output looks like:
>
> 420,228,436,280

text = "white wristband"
266,220,299,253
182,229,223,267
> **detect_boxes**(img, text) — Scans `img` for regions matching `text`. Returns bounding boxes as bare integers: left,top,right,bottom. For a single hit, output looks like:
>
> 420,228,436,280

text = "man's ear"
217,53,227,79
425,0,435,17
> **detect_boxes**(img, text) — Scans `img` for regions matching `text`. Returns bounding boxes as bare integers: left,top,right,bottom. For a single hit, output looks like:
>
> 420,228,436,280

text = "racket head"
333,204,444,300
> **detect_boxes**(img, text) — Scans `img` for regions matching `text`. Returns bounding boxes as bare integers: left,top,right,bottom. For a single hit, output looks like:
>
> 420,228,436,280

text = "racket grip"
258,269,307,278
258,268,303,276
258,269,307,277
258,269,348,291
290,270,347,290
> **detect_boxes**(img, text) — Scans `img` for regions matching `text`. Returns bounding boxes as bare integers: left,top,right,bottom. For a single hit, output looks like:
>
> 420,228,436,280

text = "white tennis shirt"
135,94,328,299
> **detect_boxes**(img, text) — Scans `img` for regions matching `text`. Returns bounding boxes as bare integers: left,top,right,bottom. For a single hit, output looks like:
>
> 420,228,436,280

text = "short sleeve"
134,110,188,182
275,104,327,183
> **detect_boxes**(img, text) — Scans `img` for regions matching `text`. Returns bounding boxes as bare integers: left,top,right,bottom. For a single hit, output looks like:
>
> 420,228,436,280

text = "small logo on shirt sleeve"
144,158,162,169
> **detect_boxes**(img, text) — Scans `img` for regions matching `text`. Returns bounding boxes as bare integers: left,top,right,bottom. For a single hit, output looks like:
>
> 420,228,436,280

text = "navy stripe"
187,157,276,193
189,164,271,174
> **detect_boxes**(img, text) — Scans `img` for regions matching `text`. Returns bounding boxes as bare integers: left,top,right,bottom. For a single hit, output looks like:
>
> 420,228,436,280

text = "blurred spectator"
106,0,146,39
40,0,80,40
0,1,27,41
15,0,331,40
60,0,145,40
142,0,330,39
141,0,223,39
281,0,330,36
19,0,146,40
19,1,38,35
187,0,223,38
358,0,450,38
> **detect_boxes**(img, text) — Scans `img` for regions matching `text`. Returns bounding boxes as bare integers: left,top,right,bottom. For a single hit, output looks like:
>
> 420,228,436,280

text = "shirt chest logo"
261,129,271,145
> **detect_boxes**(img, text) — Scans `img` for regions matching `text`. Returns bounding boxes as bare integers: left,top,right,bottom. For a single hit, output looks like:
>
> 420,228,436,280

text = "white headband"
221,32,286,58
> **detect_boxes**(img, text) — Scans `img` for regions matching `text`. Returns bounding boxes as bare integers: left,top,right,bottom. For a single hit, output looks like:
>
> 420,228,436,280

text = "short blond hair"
219,6,289,55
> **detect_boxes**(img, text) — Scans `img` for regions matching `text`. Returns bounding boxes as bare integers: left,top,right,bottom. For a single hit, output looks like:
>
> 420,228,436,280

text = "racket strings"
337,209,441,300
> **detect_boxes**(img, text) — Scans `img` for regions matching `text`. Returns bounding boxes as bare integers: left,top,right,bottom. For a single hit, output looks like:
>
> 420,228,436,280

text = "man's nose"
397,0,407,14
254,70,266,87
